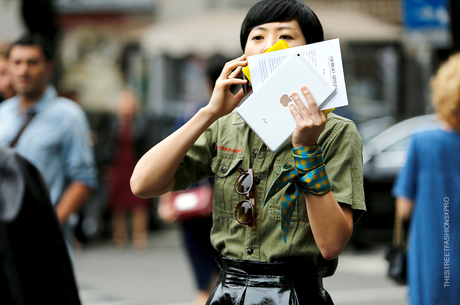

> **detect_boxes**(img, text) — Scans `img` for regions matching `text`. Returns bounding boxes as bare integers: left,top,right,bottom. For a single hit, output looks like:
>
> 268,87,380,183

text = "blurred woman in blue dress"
393,53,460,305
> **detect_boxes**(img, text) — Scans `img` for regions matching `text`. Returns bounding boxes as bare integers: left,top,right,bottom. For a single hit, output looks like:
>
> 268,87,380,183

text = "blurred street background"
1,0,459,304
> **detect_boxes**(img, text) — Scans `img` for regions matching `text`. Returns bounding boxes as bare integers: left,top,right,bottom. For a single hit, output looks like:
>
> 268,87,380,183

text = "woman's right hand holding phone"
131,55,249,198
205,54,249,120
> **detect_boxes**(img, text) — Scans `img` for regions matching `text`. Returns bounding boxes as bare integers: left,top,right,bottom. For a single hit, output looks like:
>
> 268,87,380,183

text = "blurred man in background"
0,33,97,253
0,42,16,103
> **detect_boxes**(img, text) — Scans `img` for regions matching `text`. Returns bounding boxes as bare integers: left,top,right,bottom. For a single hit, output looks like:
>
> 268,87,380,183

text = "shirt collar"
10,85,57,117
32,85,57,114
232,108,245,125
233,91,251,125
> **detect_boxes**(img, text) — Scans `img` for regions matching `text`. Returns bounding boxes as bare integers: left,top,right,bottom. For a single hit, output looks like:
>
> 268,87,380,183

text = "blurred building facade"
0,0,455,123
0,0,26,42
55,0,157,111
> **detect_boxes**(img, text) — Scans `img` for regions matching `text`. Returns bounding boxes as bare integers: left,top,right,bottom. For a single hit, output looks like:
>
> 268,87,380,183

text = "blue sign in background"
403,0,451,30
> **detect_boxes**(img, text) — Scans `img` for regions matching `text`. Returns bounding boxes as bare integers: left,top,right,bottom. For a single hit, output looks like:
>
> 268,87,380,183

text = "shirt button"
220,166,227,173
247,248,254,255
252,150,258,158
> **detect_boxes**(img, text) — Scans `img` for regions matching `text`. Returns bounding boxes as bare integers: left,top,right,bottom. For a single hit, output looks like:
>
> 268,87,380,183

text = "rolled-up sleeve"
61,108,98,190
173,122,216,191
320,117,366,223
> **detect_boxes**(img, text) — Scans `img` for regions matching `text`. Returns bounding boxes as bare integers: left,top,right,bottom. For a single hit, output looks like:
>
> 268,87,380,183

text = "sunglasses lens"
235,173,252,194
235,200,253,224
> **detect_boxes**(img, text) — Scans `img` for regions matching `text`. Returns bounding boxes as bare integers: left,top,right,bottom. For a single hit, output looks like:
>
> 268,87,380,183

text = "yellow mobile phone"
242,40,290,83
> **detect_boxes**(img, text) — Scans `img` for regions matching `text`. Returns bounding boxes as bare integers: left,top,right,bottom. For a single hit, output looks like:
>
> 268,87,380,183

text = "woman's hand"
205,55,249,119
289,85,327,148
396,197,413,221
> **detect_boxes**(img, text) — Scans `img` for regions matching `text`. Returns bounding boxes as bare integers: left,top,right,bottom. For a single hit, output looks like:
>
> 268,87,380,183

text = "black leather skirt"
206,256,334,305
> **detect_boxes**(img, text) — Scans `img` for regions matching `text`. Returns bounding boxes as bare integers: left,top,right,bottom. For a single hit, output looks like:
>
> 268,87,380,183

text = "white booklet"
247,38,348,110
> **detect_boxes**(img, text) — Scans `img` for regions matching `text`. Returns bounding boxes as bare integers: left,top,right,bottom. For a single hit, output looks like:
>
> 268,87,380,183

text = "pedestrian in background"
0,33,97,254
158,56,226,305
393,53,460,305
131,0,365,303
0,146,81,305
0,42,16,103
106,88,151,251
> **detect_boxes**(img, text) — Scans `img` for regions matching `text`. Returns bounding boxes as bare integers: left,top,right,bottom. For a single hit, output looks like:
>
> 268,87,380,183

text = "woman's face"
244,20,307,57
117,90,137,119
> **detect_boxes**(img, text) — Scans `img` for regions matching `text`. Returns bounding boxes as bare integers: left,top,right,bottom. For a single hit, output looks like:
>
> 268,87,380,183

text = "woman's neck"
440,122,460,133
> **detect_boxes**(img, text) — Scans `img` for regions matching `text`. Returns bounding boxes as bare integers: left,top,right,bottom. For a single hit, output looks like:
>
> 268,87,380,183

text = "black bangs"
240,0,324,51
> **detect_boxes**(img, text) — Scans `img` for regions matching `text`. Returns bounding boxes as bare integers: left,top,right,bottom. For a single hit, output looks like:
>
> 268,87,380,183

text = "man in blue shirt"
0,34,97,250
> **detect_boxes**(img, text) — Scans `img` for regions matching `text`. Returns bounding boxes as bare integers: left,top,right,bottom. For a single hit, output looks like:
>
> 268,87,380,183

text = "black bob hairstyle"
240,0,324,51
7,33,55,62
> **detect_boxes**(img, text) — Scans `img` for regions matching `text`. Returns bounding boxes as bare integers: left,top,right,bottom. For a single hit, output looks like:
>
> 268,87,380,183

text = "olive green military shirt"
173,111,366,276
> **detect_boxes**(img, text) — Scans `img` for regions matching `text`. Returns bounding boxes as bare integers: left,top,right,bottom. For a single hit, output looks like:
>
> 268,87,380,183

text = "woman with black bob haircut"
132,0,365,304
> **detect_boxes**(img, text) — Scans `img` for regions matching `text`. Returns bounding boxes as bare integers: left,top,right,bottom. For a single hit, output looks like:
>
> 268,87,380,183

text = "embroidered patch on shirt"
217,145,242,154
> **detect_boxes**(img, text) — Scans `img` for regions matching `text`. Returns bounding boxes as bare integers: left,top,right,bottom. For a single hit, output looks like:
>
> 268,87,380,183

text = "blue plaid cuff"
293,146,331,195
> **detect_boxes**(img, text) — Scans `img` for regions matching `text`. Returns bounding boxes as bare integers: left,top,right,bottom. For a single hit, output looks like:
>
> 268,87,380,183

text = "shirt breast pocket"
30,134,61,160
211,153,244,217
267,157,308,223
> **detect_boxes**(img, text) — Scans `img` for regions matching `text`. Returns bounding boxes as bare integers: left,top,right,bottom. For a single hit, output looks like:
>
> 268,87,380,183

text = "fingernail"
302,86,308,92
291,92,298,98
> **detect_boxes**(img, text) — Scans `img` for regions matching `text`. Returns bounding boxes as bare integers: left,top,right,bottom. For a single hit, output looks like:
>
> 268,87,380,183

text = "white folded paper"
247,38,348,110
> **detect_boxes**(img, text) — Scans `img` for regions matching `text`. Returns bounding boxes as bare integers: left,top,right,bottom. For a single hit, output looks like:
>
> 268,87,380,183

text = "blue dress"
393,128,460,305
